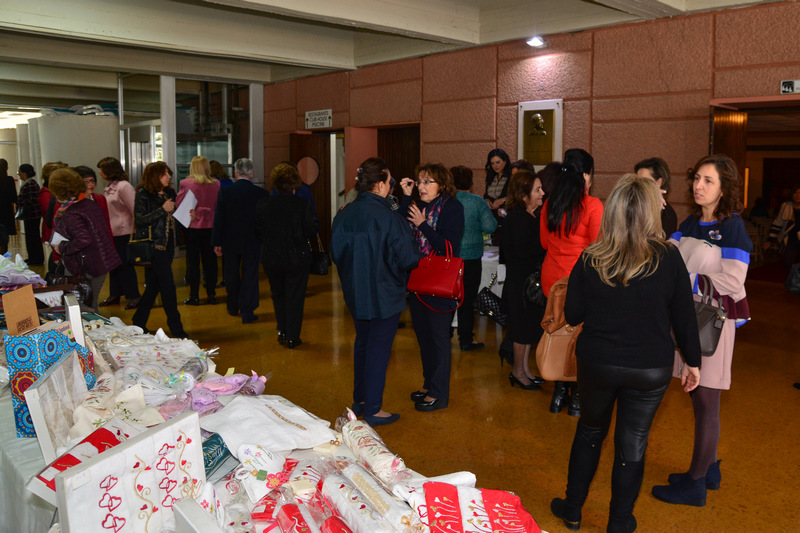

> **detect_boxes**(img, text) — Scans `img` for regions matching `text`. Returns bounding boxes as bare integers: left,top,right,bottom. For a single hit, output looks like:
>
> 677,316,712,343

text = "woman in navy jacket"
400,163,464,413
331,158,420,426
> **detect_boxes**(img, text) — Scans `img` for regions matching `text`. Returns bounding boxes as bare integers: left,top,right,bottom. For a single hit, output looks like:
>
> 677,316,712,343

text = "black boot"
552,421,605,529
550,381,569,413
568,383,581,417
607,456,644,532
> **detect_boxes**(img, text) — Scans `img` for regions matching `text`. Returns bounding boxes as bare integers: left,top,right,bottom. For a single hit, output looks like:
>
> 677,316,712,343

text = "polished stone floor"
15,234,800,532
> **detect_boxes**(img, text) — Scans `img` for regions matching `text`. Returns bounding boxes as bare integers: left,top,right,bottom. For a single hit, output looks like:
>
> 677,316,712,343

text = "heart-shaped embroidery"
158,443,175,457
158,478,177,493
162,494,176,508
99,492,121,512
156,457,175,474
99,476,118,490
132,461,140,469
140,504,148,511
101,513,126,533
136,484,144,492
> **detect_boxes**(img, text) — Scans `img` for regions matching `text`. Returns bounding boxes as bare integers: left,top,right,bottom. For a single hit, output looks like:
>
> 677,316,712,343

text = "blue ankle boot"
667,460,721,490
652,477,707,507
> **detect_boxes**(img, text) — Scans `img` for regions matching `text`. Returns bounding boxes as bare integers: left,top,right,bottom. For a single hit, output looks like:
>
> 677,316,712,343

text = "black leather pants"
564,358,671,516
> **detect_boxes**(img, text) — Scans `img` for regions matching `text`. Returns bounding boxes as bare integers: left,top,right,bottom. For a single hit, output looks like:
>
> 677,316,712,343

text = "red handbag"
407,240,464,312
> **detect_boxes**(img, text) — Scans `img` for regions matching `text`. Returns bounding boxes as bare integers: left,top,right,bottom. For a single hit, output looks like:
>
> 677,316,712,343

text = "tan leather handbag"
535,276,581,382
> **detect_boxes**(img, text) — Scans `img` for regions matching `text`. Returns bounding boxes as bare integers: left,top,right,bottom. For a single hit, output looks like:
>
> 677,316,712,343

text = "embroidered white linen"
199,395,335,457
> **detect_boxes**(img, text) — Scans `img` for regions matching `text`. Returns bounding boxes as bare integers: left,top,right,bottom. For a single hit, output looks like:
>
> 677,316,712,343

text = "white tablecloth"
0,392,56,533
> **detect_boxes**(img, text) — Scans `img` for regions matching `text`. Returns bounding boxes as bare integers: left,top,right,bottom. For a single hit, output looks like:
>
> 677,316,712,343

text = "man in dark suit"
212,158,269,324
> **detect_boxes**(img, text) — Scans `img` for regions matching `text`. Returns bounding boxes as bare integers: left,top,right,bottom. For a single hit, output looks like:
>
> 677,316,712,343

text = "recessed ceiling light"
526,36,546,48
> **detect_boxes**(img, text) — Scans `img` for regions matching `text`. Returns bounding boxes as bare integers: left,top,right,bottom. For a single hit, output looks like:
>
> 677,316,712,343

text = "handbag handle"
486,272,499,291
698,274,726,312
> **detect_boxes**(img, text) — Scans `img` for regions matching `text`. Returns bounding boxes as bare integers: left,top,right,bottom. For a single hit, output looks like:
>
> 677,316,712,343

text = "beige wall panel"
498,52,592,104
421,142,497,171
350,58,422,88
422,47,497,102
296,72,350,114
715,3,800,68
350,81,422,125
265,109,296,134
591,119,709,178
265,82,296,111
593,16,713,97
593,93,710,122
714,67,800,99
497,105,518,160
422,98,496,143
563,100,591,156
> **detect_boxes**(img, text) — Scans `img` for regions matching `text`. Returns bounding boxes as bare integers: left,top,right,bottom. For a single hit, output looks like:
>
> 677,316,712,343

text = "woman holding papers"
176,156,221,305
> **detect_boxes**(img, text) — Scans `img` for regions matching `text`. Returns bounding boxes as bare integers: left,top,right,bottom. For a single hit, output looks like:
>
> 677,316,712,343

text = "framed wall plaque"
517,99,563,170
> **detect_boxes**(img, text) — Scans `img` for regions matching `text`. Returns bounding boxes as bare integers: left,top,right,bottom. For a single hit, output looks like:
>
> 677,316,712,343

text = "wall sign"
305,109,332,129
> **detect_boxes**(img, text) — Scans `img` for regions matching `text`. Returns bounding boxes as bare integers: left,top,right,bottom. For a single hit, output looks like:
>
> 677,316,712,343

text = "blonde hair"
584,173,667,286
188,156,214,185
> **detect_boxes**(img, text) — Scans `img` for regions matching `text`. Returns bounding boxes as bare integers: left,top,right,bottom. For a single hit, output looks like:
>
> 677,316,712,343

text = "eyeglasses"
417,179,436,187
389,177,396,189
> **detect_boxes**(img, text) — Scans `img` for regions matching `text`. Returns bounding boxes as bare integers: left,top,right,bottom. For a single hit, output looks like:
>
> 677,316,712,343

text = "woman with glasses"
483,148,512,248
331,158,420,426
400,164,464,413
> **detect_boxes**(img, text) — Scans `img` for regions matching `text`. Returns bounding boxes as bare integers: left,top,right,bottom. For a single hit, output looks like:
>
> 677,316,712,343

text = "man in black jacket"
212,158,269,323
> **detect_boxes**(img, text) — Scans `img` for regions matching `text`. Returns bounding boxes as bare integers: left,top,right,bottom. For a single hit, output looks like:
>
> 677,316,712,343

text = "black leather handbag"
523,265,545,306
474,272,508,326
47,262,94,308
309,234,331,276
127,226,155,265
694,274,727,356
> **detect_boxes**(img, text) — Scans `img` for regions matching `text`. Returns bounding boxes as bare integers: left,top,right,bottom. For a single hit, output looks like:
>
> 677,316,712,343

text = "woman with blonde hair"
176,155,221,305
550,174,701,532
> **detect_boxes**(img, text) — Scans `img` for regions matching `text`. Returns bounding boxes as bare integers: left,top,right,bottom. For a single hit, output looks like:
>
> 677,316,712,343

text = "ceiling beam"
593,0,685,18
202,0,480,45
1,0,357,70
0,62,118,89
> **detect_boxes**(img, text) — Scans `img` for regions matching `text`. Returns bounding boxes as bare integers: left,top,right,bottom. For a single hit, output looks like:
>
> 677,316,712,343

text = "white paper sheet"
50,232,68,247
174,189,197,228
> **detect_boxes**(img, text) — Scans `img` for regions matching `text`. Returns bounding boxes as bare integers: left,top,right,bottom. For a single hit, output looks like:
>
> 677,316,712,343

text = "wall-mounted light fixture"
526,36,546,47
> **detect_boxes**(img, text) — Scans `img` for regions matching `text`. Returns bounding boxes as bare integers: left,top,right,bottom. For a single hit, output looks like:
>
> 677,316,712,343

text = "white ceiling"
0,0,789,112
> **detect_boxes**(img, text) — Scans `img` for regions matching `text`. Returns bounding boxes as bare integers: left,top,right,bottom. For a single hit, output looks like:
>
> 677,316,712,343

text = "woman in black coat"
131,162,187,339
0,159,17,238
400,163,464,413
501,169,546,390
255,163,318,349
331,158,420,426
17,164,44,265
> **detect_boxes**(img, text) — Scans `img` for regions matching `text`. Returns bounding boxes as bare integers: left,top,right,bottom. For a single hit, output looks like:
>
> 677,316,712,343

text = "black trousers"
564,358,671,519
410,297,454,402
109,234,140,299
456,258,482,345
23,218,44,265
353,312,401,417
132,245,184,336
224,248,261,316
185,228,217,299
264,265,309,340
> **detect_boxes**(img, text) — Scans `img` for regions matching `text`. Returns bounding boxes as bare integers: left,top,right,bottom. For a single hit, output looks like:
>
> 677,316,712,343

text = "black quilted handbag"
309,234,331,276
474,272,508,326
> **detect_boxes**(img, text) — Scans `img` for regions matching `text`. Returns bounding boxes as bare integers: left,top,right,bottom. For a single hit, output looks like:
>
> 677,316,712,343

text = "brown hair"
49,168,87,201
97,157,128,182
686,154,743,221
41,161,68,187
506,170,537,210
270,163,302,193
418,163,456,198
451,166,473,191
355,158,390,193
635,157,672,192
139,161,172,194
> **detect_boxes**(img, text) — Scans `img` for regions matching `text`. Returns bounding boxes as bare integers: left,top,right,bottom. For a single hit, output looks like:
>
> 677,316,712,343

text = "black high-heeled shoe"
509,373,541,390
